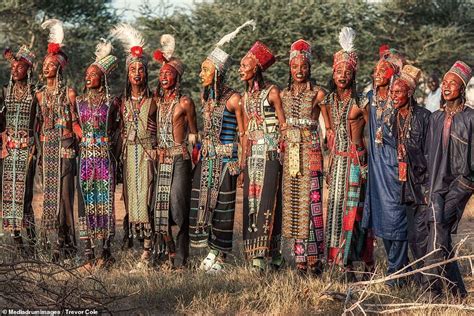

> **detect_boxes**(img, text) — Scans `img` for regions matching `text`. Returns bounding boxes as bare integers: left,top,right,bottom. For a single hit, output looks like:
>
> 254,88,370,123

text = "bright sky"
112,0,200,20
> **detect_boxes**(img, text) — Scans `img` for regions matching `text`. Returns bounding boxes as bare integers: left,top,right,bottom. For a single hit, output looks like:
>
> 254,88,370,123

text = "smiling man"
423,61,473,301
324,27,373,282
152,34,198,269
0,46,37,257
390,65,430,282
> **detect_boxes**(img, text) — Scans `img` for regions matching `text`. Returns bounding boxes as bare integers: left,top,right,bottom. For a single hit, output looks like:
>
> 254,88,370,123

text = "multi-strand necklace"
86,90,105,129
396,107,412,182
12,83,28,101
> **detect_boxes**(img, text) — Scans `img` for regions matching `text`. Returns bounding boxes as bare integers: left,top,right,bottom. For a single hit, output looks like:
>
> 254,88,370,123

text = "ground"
1,181,473,315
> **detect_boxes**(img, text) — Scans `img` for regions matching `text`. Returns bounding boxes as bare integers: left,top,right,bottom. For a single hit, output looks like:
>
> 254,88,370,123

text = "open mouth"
338,80,347,84
443,90,451,96
161,80,169,85
86,80,91,85
296,74,303,79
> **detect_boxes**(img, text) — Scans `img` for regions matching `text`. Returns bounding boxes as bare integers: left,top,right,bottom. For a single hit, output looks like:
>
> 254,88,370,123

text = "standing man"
111,24,157,266
281,39,327,275
324,27,373,281
424,61,473,300
390,65,430,276
76,39,120,267
240,41,286,271
424,72,441,113
153,35,198,269
363,45,408,285
1,46,37,256
37,19,82,261
189,21,252,273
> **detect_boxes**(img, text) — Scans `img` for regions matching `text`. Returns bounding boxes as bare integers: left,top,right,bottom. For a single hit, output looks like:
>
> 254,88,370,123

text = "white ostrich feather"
41,19,64,46
95,38,112,61
160,34,175,60
338,27,356,52
216,20,256,48
110,23,145,53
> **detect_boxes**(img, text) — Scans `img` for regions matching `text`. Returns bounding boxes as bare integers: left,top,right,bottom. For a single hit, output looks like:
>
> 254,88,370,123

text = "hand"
237,172,245,188
188,133,198,146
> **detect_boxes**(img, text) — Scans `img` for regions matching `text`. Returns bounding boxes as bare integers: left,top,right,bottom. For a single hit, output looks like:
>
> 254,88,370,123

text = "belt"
81,136,109,145
201,142,234,158
157,144,189,162
6,136,34,149
287,117,318,127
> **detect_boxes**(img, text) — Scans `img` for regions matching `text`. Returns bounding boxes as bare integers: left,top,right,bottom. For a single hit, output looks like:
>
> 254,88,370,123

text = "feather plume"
216,20,256,48
110,23,145,54
160,34,175,60
338,27,356,52
41,19,64,46
95,38,112,62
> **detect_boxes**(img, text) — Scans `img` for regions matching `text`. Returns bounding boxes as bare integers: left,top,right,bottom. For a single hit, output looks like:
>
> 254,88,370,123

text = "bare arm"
181,96,198,145
68,88,82,139
268,85,286,127
227,92,245,166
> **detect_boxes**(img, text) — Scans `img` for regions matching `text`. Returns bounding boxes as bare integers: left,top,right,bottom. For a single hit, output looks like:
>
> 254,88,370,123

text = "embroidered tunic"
281,86,324,263
0,84,37,231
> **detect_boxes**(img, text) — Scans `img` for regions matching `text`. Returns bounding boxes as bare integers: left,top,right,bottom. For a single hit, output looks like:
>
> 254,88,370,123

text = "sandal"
207,260,225,274
199,250,218,271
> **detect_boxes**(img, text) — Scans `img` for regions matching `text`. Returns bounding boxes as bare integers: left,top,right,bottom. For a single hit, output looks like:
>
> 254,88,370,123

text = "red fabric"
342,208,357,231
247,41,275,71
327,247,340,263
291,39,311,53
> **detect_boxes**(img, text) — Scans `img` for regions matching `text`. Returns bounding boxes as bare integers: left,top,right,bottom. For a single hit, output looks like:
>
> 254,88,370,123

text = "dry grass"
0,184,472,315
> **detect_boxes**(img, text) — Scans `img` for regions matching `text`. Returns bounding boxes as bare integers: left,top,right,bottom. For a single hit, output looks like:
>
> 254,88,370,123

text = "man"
76,39,120,268
37,19,82,261
153,34,198,269
363,44,408,285
424,72,441,113
189,21,251,273
424,61,473,300
281,39,327,275
0,45,37,256
390,65,430,277
240,41,286,271
111,23,157,265
324,27,373,282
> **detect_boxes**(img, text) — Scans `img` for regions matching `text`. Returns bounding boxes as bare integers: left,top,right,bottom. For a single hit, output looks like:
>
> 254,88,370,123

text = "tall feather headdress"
333,26,358,70
91,38,117,76
110,23,146,64
41,19,64,54
207,19,256,72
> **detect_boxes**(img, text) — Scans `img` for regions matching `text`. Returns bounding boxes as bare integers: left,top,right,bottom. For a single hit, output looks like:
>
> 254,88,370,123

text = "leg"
168,157,191,267
383,238,409,286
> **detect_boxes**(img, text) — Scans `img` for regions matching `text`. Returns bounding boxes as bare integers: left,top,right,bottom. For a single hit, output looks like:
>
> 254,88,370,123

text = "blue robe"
362,90,407,241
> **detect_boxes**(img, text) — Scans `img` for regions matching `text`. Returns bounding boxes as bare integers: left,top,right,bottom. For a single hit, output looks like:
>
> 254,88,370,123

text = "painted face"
42,55,60,79
85,65,103,89
374,60,394,87
239,56,257,81
441,72,464,101
427,76,439,92
391,79,410,109
11,59,30,82
128,61,146,87
290,55,310,83
200,59,216,87
159,63,178,90
332,63,354,89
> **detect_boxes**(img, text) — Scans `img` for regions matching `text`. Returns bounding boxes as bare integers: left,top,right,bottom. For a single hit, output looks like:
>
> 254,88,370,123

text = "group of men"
0,20,472,301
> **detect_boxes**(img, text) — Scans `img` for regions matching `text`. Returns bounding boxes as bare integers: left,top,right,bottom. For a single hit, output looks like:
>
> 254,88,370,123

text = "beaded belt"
6,136,34,149
287,117,318,127
157,144,189,163
81,136,109,145
201,142,234,158
60,147,76,159
335,146,366,158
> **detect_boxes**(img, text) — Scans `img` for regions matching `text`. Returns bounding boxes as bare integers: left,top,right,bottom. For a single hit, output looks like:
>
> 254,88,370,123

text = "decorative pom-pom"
47,43,61,54
130,46,143,57
293,41,308,51
379,44,390,58
153,49,167,63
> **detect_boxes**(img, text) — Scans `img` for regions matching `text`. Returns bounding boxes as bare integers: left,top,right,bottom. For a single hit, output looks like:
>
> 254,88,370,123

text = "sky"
111,0,201,20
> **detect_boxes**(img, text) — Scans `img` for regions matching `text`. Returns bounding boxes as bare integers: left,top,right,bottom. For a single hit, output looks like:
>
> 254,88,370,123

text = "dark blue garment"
362,90,407,240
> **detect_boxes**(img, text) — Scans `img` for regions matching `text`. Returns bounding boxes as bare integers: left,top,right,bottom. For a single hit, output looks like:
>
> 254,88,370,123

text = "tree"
0,0,121,92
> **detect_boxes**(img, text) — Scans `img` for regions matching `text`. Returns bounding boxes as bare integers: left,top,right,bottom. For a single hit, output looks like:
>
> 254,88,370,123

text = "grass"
0,186,472,315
